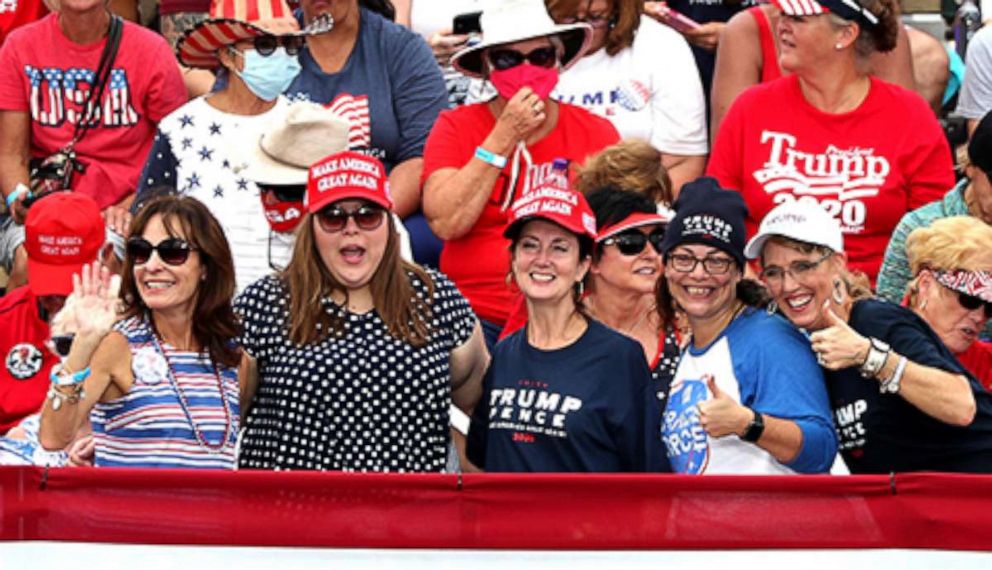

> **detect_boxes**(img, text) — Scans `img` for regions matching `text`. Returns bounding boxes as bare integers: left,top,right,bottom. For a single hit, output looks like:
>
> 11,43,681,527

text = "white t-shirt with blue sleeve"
663,308,836,474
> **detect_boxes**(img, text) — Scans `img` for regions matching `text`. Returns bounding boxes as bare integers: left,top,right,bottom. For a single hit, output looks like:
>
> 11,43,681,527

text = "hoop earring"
832,279,844,304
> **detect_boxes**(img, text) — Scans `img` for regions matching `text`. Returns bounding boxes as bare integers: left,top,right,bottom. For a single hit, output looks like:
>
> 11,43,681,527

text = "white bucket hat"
233,101,351,186
451,0,592,79
744,200,844,260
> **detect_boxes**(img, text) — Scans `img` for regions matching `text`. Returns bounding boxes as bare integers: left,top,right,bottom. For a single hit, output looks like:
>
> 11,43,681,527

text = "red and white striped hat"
177,0,332,69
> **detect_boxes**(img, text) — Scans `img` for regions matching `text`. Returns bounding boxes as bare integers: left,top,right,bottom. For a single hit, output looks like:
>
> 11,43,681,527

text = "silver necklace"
148,323,233,454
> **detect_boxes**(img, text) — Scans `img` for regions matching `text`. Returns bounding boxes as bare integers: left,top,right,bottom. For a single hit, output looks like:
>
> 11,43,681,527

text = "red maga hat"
504,178,597,242
24,193,103,297
305,150,394,213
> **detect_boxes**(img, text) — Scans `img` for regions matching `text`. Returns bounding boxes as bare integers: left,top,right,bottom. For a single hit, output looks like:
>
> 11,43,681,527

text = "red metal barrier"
1,467,989,550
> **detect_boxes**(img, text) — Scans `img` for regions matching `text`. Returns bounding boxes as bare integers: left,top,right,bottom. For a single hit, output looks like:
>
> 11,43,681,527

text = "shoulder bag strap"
68,14,123,147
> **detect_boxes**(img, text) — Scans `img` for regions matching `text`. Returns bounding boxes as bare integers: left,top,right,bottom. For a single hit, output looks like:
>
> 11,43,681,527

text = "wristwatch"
741,408,765,443
859,337,890,378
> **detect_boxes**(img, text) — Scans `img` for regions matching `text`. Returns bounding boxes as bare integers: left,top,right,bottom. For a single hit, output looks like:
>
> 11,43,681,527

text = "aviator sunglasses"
317,204,386,233
126,237,195,266
487,46,558,71
601,230,665,256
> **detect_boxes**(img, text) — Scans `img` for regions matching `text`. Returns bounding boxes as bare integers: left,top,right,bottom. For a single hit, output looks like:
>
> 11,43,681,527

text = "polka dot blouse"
235,269,476,472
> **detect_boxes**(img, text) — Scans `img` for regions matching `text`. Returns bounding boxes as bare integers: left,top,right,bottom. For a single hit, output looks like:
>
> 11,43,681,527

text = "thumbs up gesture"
808,300,871,370
697,374,751,438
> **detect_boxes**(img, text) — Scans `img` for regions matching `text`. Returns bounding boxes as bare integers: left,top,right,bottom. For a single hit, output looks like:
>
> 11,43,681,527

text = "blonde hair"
907,216,992,275
576,140,673,205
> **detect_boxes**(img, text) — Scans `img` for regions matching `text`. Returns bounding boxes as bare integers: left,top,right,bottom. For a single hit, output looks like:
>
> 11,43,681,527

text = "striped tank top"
91,316,240,469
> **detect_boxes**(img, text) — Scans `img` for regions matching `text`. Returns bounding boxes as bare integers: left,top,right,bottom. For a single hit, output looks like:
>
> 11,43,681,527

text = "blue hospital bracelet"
5,184,31,208
474,146,508,169
50,364,91,386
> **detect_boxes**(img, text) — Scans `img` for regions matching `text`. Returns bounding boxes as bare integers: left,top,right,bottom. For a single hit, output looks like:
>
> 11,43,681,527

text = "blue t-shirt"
828,298,992,473
467,319,670,473
663,308,836,474
286,7,447,171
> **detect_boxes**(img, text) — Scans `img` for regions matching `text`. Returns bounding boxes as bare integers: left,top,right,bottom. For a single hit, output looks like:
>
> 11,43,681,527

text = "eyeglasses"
316,204,386,233
760,252,832,285
231,35,305,57
46,333,75,358
601,231,664,256
487,47,558,71
126,237,195,266
667,252,735,275
557,14,613,29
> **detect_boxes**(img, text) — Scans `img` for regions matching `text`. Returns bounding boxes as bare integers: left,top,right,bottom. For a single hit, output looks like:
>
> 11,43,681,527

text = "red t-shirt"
707,75,953,282
958,341,992,392
0,287,57,435
422,103,619,325
0,14,186,208
0,0,47,47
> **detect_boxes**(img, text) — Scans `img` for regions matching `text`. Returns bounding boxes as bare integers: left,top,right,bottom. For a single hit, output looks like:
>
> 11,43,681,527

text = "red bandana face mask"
261,192,305,233
489,64,559,100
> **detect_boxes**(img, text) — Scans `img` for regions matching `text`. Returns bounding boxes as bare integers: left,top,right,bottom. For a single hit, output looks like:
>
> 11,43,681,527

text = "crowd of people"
1,0,992,475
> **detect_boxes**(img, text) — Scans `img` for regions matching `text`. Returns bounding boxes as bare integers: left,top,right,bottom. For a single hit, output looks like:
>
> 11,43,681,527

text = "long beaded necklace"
148,320,233,454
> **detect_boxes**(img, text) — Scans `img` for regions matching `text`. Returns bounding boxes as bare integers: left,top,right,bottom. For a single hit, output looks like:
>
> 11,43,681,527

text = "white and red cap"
773,0,878,26
745,200,843,260
504,180,597,242
596,210,673,243
24,193,104,297
305,150,394,213
933,269,992,304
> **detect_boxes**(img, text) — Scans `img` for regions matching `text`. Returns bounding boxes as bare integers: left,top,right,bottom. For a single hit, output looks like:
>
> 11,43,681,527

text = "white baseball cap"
744,200,843,260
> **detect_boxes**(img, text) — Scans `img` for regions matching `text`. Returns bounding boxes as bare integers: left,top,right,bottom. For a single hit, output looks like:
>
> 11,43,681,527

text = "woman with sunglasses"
137,0,331,293
466,177,667,473
235,151,488,472
289,0,448,269
583,187,680,409
39,196,247,469
748,201,992,473
423,0,619,350
658,178,836,475
546,0,706,194
902,217,992,392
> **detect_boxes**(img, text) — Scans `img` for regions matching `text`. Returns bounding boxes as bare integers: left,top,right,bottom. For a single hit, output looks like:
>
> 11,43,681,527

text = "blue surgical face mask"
231,46,302,101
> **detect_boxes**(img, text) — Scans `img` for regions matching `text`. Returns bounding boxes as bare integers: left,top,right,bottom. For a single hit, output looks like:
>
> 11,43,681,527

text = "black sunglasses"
487,46,558,71
47,333,75,358
955,290,992,319
250,34,305,56
126,237,195,266
259,184,305,203
317,205,386,233
601,231,665,256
